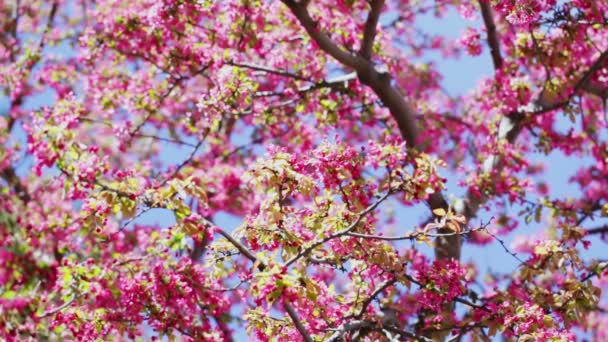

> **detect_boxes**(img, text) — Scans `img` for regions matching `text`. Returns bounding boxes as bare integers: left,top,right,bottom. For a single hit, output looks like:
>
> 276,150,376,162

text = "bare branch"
326,319,433,342
281,0,359,67
346,221,490,241
284,303,314,342
581,83,608,99
360,0,384,60
479,2,503,69
158,137,206,187
227,60,309,81
357,277,396,317
587,225,608,236
215,226,259,265
37,292,80,319
38,1,59,51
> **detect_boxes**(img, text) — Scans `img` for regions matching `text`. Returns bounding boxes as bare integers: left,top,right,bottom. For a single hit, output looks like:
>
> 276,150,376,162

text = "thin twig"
284,189,394,267
227,60,309,81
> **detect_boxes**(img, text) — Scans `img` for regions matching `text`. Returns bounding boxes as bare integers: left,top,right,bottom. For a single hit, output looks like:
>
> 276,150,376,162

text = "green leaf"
1,290,17,299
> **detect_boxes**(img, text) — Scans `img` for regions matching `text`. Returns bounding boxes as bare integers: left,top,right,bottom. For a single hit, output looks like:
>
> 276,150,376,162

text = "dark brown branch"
1,167,31,203
227,60,309,81
587,225,608,236
581,83,608,99
479,2,503,69
531,50,608,114
356,278,396,317
284,302,314,342
38,1,59,50
215,227,259,265
279,0,419,160
11,0,21,40
281,0,359,67
279,0,453,260
346,220,491,241
326,319,433,342
360,0,384,60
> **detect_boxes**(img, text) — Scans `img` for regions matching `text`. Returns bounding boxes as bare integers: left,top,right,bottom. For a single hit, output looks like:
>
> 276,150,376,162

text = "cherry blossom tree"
1,0,608,341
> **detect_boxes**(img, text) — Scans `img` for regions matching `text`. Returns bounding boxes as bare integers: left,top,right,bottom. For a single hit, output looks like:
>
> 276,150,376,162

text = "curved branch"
281,0,359,67
356,278,396,318
360,0,384,60
279,1,451,258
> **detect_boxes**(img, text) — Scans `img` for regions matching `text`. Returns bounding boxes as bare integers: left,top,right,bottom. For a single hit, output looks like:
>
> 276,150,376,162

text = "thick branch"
279,0,453,260
467,6,608,226
281,0,359,67
581,83,608,99
326,319,433,342
360,0,384,60
279,0,420,165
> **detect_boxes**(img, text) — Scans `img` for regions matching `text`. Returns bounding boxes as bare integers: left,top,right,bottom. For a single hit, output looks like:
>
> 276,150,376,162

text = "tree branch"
284,189,393,267
227,60,309,81
356,277,396,318
465,5,608,231
0,167,31,203
582,83,608,99
280,0,453,260
530,49,608,115
211,221,314,341
284,302,314,342
37,292,81,319
215,226,259,266
281,0,359,67
326,319,433,342
360,0,384,60
346,220,490,241
587,225,608,236
479,1,503,70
